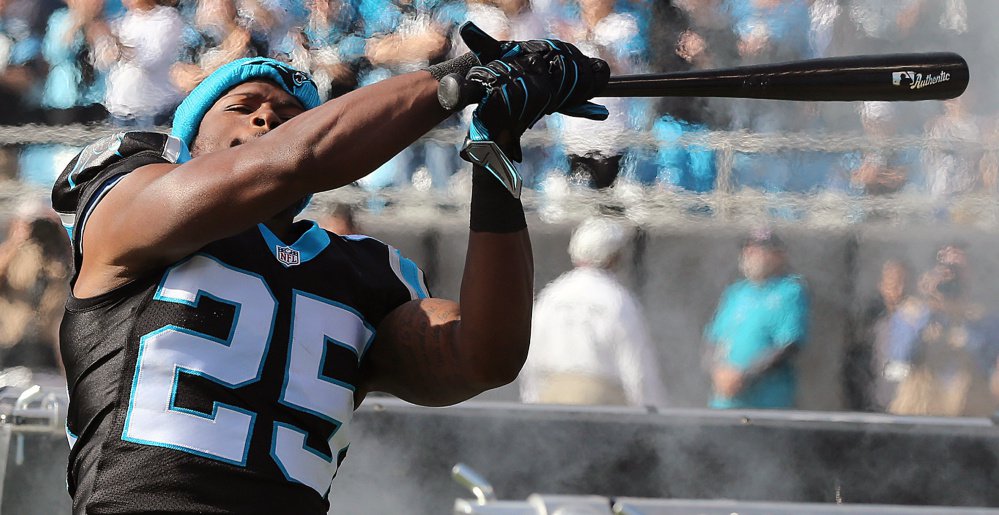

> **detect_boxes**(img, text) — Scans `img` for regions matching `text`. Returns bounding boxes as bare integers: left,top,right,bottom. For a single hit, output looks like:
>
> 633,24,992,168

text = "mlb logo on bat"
892,70,950,90
277,246,300,267
892,71,915,86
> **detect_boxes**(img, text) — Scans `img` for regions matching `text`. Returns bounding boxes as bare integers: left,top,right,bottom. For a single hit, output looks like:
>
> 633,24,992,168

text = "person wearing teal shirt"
705,229,809,409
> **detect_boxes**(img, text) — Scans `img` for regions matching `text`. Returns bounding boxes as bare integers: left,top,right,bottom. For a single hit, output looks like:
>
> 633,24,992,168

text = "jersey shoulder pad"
340,234,432,300
51,131,190,236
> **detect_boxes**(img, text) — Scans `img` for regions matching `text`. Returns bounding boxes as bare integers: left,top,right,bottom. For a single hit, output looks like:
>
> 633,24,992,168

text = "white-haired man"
519,217,667,407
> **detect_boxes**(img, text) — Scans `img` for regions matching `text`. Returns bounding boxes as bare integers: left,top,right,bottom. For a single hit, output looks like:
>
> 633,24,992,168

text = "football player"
53,26,607,514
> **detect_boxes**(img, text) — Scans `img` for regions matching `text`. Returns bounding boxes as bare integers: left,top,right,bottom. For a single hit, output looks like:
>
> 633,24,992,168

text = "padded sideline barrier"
331,400,999,515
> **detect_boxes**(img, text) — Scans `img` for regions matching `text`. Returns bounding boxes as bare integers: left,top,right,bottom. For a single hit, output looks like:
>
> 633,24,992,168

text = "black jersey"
52,132,431,514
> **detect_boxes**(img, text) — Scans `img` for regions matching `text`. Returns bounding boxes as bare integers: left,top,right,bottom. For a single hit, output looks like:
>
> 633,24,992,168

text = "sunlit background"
1,0,998,514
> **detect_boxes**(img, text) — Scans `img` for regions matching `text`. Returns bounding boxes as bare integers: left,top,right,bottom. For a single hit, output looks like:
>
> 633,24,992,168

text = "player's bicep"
363,298,486,407
84,151,306,272
80,161,247,279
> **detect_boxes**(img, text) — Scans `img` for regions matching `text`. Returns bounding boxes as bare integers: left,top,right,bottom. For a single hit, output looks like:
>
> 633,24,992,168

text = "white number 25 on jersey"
122,255,373,496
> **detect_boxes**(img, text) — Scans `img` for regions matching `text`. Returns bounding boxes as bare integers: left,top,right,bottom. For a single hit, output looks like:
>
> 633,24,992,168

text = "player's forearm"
456,228,534,390
362,230,532,406
248,71,449,194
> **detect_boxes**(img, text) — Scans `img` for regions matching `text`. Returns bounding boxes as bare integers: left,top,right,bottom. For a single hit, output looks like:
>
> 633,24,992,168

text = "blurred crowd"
844,244,999,417
2,0,999,418
0,200,69,380
0,0,996,199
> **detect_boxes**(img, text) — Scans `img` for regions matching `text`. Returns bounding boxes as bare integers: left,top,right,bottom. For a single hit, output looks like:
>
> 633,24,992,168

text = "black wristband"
469,166,527,233
424,52,479,82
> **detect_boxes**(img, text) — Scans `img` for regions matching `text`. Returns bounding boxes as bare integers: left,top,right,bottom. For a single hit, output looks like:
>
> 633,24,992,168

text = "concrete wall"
362,219,999,410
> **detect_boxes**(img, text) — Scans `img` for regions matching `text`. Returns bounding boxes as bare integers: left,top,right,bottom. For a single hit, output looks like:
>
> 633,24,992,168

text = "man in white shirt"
520,217,668,407
103,0,186,125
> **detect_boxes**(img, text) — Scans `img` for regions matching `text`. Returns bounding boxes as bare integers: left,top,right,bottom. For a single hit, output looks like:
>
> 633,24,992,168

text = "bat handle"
438,73,485,112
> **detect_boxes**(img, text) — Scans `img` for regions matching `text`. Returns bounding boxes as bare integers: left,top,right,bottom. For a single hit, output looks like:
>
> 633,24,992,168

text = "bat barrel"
438,52,969,110
604,52,969,102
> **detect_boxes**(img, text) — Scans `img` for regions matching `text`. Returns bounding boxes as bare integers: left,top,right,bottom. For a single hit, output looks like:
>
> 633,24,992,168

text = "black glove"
467,45,609,152
457,22,609,197
460,23,609,113
464,33,610,159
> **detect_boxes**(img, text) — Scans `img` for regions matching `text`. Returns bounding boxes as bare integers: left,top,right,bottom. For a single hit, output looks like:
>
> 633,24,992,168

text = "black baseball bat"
437,52,969,111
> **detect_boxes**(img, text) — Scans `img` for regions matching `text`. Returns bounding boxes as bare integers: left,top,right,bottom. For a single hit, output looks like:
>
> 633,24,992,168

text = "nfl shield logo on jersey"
276,246,301,267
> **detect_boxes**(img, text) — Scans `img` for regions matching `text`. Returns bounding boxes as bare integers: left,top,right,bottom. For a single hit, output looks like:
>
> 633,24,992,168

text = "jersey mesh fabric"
55,133,431,514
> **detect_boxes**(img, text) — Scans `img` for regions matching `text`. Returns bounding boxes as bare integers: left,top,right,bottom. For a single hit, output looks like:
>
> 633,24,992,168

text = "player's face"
191,80,306,157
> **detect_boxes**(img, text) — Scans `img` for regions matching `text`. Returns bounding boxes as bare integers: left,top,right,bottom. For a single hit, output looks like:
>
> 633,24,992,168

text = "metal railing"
1,123,997,228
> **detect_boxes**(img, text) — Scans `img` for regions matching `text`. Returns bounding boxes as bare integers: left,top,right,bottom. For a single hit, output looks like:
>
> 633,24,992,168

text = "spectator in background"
730,101,897,197
846,102,914,196
980,117,999,195
0,0,61,124
831,0,922,54
704,229,809,409
647,1,721,128
103,0,186,126
807,0,838,58
358,0,458,85
923,97,982,203
240,0,306,59
294,0,361,100
12,0,98,188
727,0,811,63
39,0,109,124
625,1,720,188
725,0,810,134
885,244,998,417
466,0,543,42
520,217,668,407
0,200,70,372
669,0,739,70
171,0,262,94
651,114,716,192
354,0,465,192
844,259,910,412
550,0,645,189
722,1,815,192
